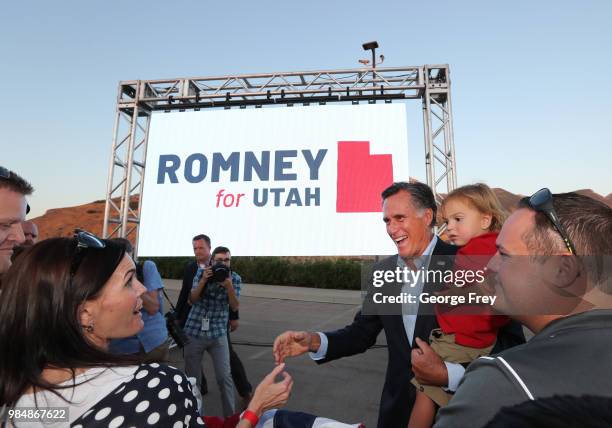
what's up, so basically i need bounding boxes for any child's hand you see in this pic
[411,337,448,387]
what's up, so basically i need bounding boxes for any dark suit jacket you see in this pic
[319,239,457,428]
[319,238,525,427]
[177,261,198,327]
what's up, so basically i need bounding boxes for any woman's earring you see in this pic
[83,323,94,333]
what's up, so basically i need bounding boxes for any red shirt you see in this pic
[435,232,510,348]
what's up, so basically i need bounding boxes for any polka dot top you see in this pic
[71,363,207,427]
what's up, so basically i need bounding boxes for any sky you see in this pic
[2,0,611,218]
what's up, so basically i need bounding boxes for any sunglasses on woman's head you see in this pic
[70,229,106,281]
[527,188,577,255]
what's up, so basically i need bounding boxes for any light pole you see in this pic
[362,41,379,68]
[362,41,380,90]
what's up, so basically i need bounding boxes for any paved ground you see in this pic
[164,280,386,427]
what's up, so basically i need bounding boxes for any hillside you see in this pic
[31,189,610,239]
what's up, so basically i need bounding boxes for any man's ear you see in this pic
[424,208,434,228]
[547,255,582,290]
[480,214,493,230]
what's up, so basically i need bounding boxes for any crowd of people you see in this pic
[0,165,611,427]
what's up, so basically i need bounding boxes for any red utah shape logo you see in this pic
[336,141,394,213]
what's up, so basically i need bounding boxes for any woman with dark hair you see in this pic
[108,237,171,363]
[0,232,291,427]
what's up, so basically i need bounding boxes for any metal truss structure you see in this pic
[103,65,457,245]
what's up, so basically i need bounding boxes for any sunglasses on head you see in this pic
[70,229,106,282]
[527,188,576,255]
[1,166,31,214]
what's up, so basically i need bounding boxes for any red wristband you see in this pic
[241,410,259,426]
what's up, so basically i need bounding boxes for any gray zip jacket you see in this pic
[434,309,612,428]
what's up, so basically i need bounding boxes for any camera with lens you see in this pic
[208,261,230,283]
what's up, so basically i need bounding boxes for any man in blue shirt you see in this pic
[184,246,241,417]
[109,239,170,362]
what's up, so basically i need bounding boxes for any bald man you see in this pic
[21,221,39,247]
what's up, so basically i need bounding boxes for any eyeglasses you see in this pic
[70,229,106,281]
[1,166,31,214]
[527,188,576,255]
[214,258,231,263]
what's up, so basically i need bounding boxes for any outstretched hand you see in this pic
[411,337,449,387]
[247,363,293,415]
[272,331,318,364]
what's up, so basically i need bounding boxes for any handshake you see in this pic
[228,331,321,420]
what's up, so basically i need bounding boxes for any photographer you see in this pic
[184,246,241,417]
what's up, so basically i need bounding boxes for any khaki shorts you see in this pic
[411,329,493,407]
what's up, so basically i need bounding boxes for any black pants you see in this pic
[228,329,253,397]
[195,329,253,398]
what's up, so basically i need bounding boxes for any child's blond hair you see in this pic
[442,183,507,232]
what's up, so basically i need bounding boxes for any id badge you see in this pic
[201,317,210,331]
